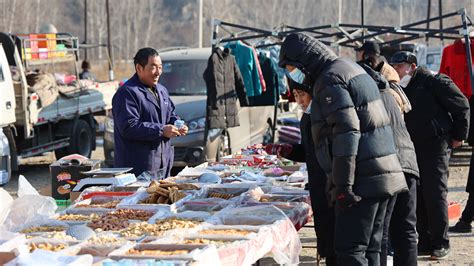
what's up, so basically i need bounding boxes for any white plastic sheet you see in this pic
[0,188,14,225]
[5,249,93,266]
[3,176,57,232]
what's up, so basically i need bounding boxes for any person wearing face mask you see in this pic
[280,33,407,266]
[112,48,188,179]
[357,58,419,266]
[390,51,470,260]
[266,78,337,265]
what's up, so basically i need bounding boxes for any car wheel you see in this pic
[262,122,274,145]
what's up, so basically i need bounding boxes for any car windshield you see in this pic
[159,60,207,95]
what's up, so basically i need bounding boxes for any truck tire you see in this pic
[55,119,94,159]
[3,127,18,172]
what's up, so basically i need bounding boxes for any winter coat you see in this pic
[203,47,249,129]
[279,33,407,199]
[112,74,179,178]
[359,63,419,178]
[403,67,470,145]
[248,53,279,106]
[225,41,263,97]
[439,39,474,99]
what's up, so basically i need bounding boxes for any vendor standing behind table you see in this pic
[265,78,336,265]
[112,48,188,179]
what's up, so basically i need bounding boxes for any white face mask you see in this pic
[399,74,412,88]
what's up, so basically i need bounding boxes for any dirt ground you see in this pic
[2,139,474,265]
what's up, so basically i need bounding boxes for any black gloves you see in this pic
[333,186,361,209]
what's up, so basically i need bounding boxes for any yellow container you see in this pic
[46,33,57,58]
[24,48,32,60]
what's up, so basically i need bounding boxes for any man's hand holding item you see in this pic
[163,125,180,138]
[178,125,188,136]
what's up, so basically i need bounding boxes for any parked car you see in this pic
[104,48,276,167]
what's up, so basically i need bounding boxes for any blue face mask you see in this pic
[285,68,306,84]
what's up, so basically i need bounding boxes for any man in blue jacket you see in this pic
[112,48,187,178]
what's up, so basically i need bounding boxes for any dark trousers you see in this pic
[309,186,336,265]
[461,193,474,222]
[335,197,389,266]
[415,140,450,250]
[381,174,418,266]
[461,150,474,222]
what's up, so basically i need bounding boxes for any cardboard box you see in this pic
[50,159,101,200]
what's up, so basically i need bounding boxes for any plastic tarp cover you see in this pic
[178,198,236,212]
[5,249,93,266]
[0,188,14,225]
[3,176,57,232]
[206,206,301,265]
[0,230,26,252]
[177,166,220,177]
[207,205,288,226]
[108,242,222,266]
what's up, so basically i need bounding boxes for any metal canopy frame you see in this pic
[209,8,474,145]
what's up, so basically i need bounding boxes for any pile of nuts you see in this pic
[57,214,99,221]
[21,226,66,234]
[127,248,189,256]
[88,213,129,231]
[198,229,250,236]
[87,209,154,231]
[119,222,163,237]
[86,235,126,245]
[29,242,68,252]
[42,232,77,241]
[109,209,154,221]
[76,200,121,209]
[182,238,232,246]
[155,217,202,231]
[139,180,196,204]
[119,218,201,238]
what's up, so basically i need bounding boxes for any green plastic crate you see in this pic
[55,199,71,208]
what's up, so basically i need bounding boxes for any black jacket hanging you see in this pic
[203,47,249,129]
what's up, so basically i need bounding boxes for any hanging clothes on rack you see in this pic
[258,43,289,95]
[439,38,474,99]
[248,52,279,106]
[225,41,263,97]
[241,42,266,93]
[203,47,249,129]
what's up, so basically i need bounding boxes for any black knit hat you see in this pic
[390,51,418,65]
[355,41,381,55]
[288,78,312,96]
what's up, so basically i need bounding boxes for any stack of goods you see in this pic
[3,142,310,265]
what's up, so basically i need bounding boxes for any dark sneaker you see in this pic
[449,220,472,233]
[430,247,450,260]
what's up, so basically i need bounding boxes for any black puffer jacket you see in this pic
[203,48,249,129]
[403,67,469,145]
[359,63,419,178]
[280,33,407,199]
